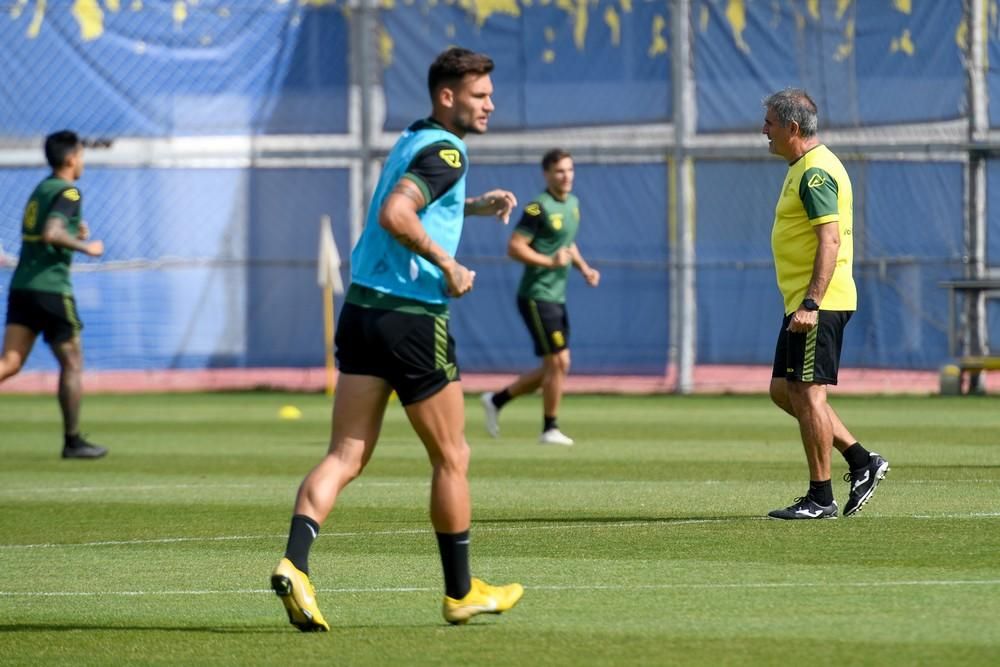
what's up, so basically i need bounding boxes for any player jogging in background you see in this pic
[481,149,600,446]
[761,88,888,520]
[271,47,523,632]
[0,130,108,459]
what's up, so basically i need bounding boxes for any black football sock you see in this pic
[436,530,471,599]
[284,514,320,575]
[808,480,834,506]
[543,415,558,432]
[842,442,871,470]
[492,389,512,409]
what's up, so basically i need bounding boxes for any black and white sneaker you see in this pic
[62,434,109,460]
[843,453,890,517]
[767,496,838,520]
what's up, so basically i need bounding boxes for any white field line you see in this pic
[2,579,1000,598]
[0,478,995,497]
[3,512,1000,551]
[0,520,721,550]
[0,481,416,495]
[913,512,1000,518]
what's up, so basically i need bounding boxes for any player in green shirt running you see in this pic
[0,130,108,459]
[482,149,600,445]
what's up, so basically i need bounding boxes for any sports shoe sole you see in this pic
[270,574,328,632]
[843,460,890,517]
[61,447,108,459]
[445,603,500,625]
[443,583,523,625]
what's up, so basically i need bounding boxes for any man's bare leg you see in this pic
[482,366,543,437]
[51,335,107,458]
[0,324,36,383]
[785,381,834,483]
[272,373,392,632]
[541,350,569,425]
[295,373,393,524]
[51,337,84,437]
[506,366,544,399]
[770,377,858,452]
[407,380,523,621]
[405,381,471,533]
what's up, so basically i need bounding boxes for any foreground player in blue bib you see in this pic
[271,47,523,631]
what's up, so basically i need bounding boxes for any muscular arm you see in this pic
[379,177,473,297]
[787,221,838,333]
[508,231,564,268]
[569,243,600,286]
[380,178,453,268]
[465,189,517,223]
[41,217,102,256]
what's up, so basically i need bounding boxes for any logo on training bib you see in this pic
[550,213,563,230]
[438,149,462,168]
[807,174,826,189]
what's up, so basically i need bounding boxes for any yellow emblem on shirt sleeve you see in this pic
[62,188,81,201]
[24,200,38,231]
[438,149,462,168]
[807,174,826,189]
[525,203,541,216]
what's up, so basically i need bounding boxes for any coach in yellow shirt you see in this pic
[762,88,889,520]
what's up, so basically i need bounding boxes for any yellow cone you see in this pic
[278,405,303,420]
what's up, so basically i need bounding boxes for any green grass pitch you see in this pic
[1,392,998,665]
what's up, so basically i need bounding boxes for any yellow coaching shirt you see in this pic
[770,144,857,315]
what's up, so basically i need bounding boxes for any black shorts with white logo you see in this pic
[771,310,852,385]
[517,297,569,357]
[334,301,459,405]
[5,289,82,345]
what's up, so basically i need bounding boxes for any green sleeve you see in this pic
[798,168,839,221]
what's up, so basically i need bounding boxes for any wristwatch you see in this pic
[801,298,820,311]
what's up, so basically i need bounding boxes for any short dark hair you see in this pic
[763,88,818,138]
[427,47,494,98]
[542,148,572,171]
[44,130,82,170]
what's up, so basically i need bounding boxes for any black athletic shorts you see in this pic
[5,289,82,345]
[334,301,459,405]
[771,310,852,385]
[517,297,569,357]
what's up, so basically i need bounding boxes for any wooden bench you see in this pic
[939,356,1000,394]
[939,278,1000,394]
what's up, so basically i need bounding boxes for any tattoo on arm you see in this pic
[392,182,424,206]
[390,228,430,255]
[390,229,449,267]
[385,180,452,266]
[43,219,89,253]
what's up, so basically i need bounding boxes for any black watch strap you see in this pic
[801,298,820,311]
